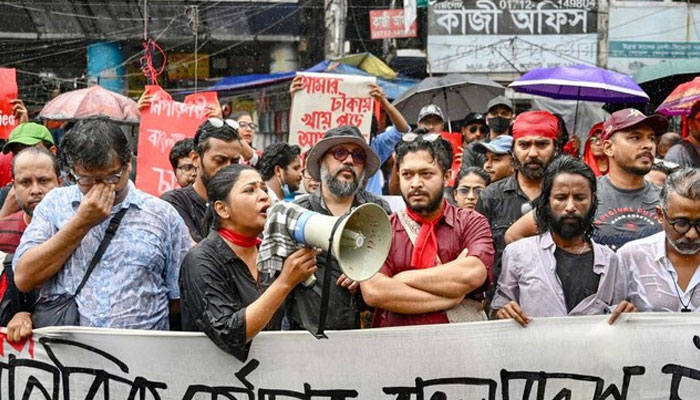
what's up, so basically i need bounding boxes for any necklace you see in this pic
[668,267,695,312]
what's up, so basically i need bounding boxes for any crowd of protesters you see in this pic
[0,77,698,363]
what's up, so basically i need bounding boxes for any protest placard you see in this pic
[289,72,376,152]
[3,314,700,399]
[0,68,18,139]
[135,86,217,196]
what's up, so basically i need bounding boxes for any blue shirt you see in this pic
[366,125,406,195]
[14,181,191,330]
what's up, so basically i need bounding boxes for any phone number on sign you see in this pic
[498,0,595,9]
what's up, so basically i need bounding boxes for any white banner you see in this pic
[288,72,376,153]
[2,314,700,399]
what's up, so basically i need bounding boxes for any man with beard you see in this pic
[491,156,635,326]
[621,169,700,312]
[258,142,302,203]
[162,119,242,243]
[476,110,559,301]
[593,109,668,250]
[291,126,391,331]
[361,133,493,327]
[0,147,60,341]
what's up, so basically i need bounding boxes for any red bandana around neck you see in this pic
[217,228,262,248]
[405,200,447,269]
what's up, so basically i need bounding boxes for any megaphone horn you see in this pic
[291,203,392,287]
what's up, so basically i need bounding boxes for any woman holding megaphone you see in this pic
[179,164,318,361]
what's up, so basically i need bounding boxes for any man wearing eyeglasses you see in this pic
[169,138,197,188]
[362,132,493,327]
[13,118,191,330]
[289,126,392,331]
[460,112,489,169]
[621,169,700,312]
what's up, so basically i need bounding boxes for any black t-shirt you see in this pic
[161,185,207,243]
[554,247,598,313]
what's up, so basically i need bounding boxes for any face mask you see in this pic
[278,175,292,198]
[488,117,511,133]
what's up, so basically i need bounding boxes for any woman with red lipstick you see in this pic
[179,164,317,361]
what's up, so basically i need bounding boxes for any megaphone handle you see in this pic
[314,215,347,340]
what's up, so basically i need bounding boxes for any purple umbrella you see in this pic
[509,65,649,103]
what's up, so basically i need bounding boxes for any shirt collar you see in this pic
[651,231,669,263]
[207,229,239,263]
[540,232,609,274]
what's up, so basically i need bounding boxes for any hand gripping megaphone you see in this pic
[291,203,392,287]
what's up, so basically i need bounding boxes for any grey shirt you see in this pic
[664,140,700,169]
[592,176,662,251]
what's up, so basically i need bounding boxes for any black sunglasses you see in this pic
[329,147,367,165]
[662,209,700,235]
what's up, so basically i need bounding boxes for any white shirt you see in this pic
[619,231,700,312]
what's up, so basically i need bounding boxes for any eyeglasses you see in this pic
[177,164,196,173]
[467,125,486,134]
[207,118,238,130]
[662,209,700,235]
[238,121,258,130]
[402,132,441,142]
[456,186,484,197]
[590,136,602,144]
[329,147,367,165]
[71,165,127,186]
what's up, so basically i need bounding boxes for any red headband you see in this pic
[512,111,559,140]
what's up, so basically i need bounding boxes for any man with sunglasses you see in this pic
[14,118,191,330]
[362,133,493,327]
[621,169,700,312]
[161,118,242,243]
[289,125,392,331]
[460,112,489,169]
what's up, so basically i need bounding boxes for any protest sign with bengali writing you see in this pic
[135,86,218,196]
[289,72,376,153]
[3,314,700,399]
[0,68,18,139]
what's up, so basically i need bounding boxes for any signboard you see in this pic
[607,5,700,74]
[4,314,700,398]
[427,0,598,73]
[135,86,217,196]
[370,9,418,39]
[288,72,376,152]
[0,68,18,139]
[167,53,211,80]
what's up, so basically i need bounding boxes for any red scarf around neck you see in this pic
[217,228,262,248]
[405,200,446,269]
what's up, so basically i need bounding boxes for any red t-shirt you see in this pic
[0,152,13,187]
[0,211,27,301]
[372,203,494,328]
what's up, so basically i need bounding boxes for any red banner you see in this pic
[369,9,417,39]
[440,131,463,187]
[0,69,18,139]
[135,86,217,196]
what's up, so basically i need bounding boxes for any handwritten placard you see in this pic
[289,72,376,152]
[0,68,18,139]
[135,86,217,196]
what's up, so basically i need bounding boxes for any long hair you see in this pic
[201,164,256,234]
[533,156,598,240]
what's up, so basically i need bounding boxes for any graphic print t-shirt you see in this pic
[593,176,661,251]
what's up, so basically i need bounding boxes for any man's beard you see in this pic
[199,160,213,187]
[321,164,364,198]
[622,163,652,176]
[550,206,595,239]
[514,154,553,180]
[403,187,444,214]
[668,236,700,255]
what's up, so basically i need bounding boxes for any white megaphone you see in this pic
[291,203,392,287]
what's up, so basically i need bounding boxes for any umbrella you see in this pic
[656,76,700,116]
[392,74,505,130]
[39,85,141,125]
[509,64,649,103]
[634,59,700,110]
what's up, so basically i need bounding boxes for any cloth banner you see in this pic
[289,72,376,153]
[0,68,18,139]
[135,86,217,196]
[3,314,700,399]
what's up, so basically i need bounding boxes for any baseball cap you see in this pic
[3,122,55,154]
[462,112,486,127]
[417,104,445,124]
[601,108,669,141]
[486,96,514,113]
[473,135,513,155]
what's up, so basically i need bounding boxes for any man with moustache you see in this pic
[593,109,668,250]
[291,126,392,331]
[621,169,700,312]
[491,157,635,326]
[476,110,559,300]
[361,133,494,327]
[162,119,242,243]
